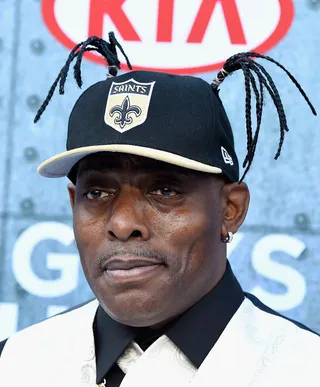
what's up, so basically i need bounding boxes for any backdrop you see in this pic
[1,0,320,341]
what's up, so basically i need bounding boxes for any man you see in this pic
[0,34,319,386]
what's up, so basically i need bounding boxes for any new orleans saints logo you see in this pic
[109,96,142,129]
[105,79,156,133]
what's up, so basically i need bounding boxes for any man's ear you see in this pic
[68,183,76,211]
[220,182,250,239]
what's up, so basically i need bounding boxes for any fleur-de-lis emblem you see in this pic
[109,96,142,129]
[105,79,155,132]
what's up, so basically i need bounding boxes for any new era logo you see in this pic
[221,146,234,166]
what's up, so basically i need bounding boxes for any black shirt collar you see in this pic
[94,261,244,383]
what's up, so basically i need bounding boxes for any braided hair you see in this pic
[212,52,317,182]
[34,33,132,123]
[35,35,317,183]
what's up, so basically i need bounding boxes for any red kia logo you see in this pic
[42,0,294,74]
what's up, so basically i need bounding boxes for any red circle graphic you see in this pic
[42,0,294,75]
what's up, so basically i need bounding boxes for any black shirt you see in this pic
[0,262,244,386]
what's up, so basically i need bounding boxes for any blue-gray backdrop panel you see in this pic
[0,0,319,340]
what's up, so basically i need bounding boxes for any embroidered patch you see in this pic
[105,79,156,133]
[221,146,234,166]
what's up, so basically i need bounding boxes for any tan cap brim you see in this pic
[37,144,222,178]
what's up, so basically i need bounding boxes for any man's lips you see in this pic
[102,256,165,283]
[104,257,163,271]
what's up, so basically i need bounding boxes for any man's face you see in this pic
[69,153,246,327]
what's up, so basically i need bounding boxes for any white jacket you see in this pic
[0,297,319,387]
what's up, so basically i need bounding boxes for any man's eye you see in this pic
[151,188,177,197]
[86,190,109,200]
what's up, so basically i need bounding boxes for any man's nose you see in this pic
[107,189,150,242]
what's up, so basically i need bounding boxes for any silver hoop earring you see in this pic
[221,231,234,244]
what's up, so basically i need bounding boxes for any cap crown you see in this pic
[67,71,239,181]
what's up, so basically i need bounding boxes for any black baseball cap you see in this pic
[36,35,316,182]
[37,70,239,182]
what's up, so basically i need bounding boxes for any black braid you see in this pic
[247,67,264,166]
[34,70,64,124]
[73,37,118,88]
[243,68,263,168]
[59,42,83,94]
[242,64,253,166]
[109,31,132,70]
[252,61,288,157]
[60,46,111,94]
[34,42,90,122]
[34,34,132,123]
[248,52,316,115]
[241,66,266,181]
[212,52,317,182]
[248,61,288,162]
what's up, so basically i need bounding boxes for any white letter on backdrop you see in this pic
[251,234,306,311]
[12,222,79,298]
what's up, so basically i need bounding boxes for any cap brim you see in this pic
[37,144,223,178]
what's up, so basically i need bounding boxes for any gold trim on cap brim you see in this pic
[37,144,222,178]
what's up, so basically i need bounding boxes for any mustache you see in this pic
[96,246,169,271]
